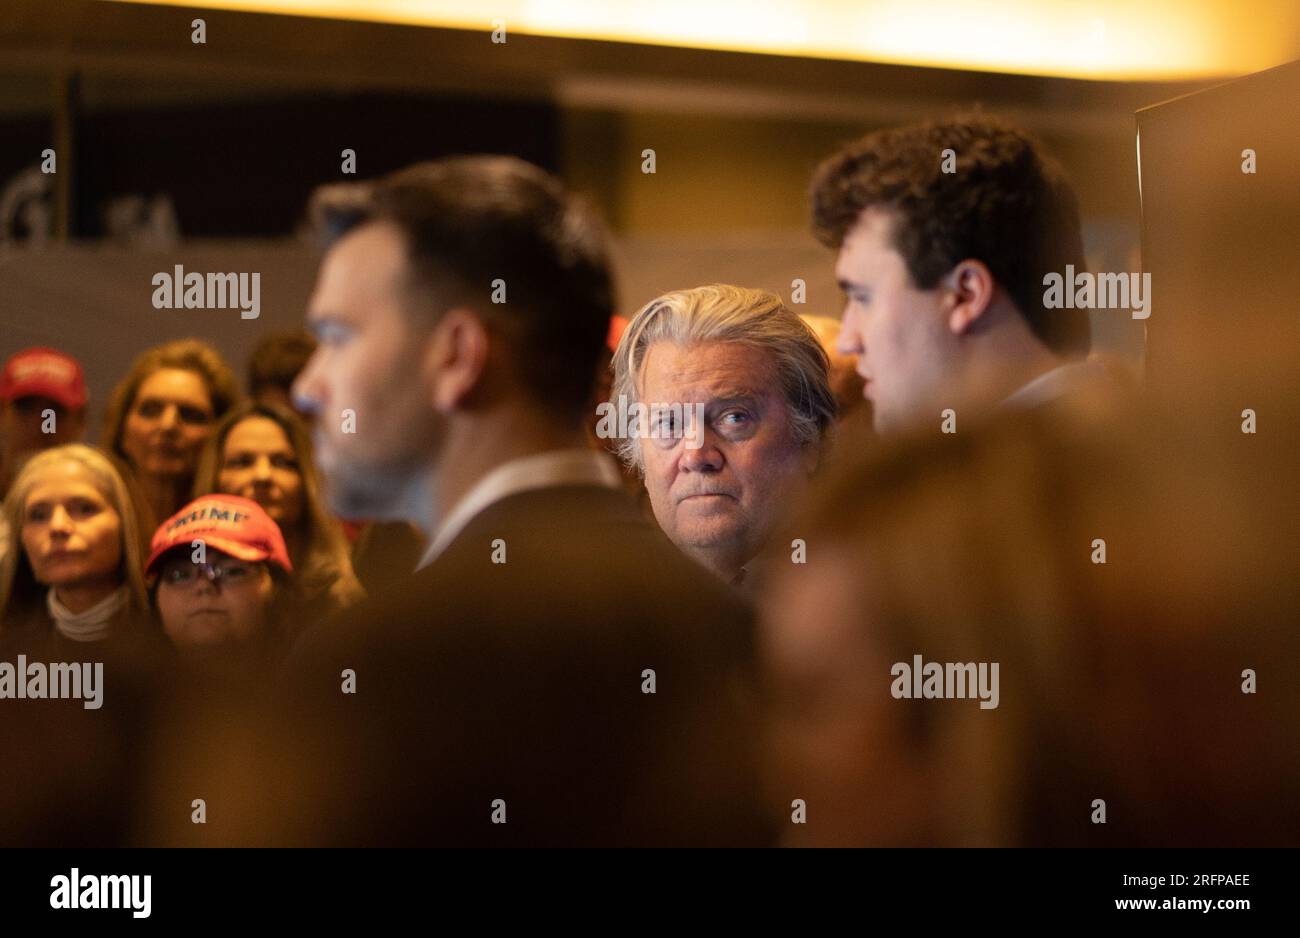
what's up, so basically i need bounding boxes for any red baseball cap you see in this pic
[146,494,293,577]
[0,347,88,409]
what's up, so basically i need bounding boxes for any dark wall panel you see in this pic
[74,93,560,236]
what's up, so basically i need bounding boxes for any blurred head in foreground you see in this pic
[811,115,1091,435]
[293,156,615,525]
[611,285,835,586]
[761,392,1300,846]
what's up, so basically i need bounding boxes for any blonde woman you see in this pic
[192,400,363,630]
[0,444,152,654]
[102,338,240,527]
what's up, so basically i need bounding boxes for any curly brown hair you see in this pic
[810,115,1090,358]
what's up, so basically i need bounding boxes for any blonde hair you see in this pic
[102,338,241,465]
[0,444,150,628]
[610,284,836,472]
[191,401,364,610]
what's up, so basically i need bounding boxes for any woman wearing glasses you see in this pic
[146,494,294,672]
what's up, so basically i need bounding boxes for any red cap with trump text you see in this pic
[146,494,293,577]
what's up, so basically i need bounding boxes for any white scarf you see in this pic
[46,585,128,643]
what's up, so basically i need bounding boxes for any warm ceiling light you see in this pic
[105,0,1300,81]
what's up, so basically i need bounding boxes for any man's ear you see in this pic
[943,259,997,336]
[424,307,489,413]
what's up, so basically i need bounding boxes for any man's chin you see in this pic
[325,483,388,522]
[322,463,416,522]
[674,519,747,551]
[872,401,911,436]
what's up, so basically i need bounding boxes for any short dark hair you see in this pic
[310,156,616,421]
[248,329,317,398]
[810,115,1090,358]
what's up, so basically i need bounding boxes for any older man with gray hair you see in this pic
[610,284,836,588]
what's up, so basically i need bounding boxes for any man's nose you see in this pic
[679,437,724,472]
[291,351,325,417]
[836,313,864,357]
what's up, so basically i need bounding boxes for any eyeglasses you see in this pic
[158,560,260,587]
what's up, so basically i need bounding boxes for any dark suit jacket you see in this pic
[178,483,771,847]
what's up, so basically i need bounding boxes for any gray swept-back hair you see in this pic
[610,284,836,472]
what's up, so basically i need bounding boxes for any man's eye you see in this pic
[649,412,678,436]
[317,324,353,345]
[721,411,749,425]
[220,565,252,582]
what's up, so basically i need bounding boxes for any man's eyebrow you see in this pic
[837,278,867,293]
[708,392,762,408]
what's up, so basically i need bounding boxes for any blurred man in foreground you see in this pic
[761,389,1300,845]
[146,157,769,847]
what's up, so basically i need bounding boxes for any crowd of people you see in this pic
[1,114,1295,846]
[0,337,371,672]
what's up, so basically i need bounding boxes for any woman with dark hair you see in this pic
[146,494,296,675]
[0,444,152,653]
[102,338,240,528]
[191,400,364,628]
